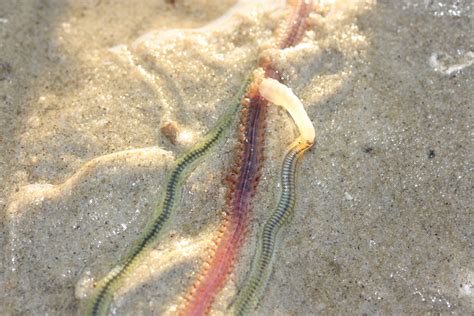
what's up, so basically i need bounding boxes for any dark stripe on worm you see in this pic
[180,1,314,314]
[180,79,269,316]
[232,141,310,315]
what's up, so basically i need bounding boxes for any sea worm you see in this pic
[86,79,250,316]
[275,0,314,49]
[180,1,314,315]
[180,68,268,316]
[232,78,315,315]
[259,78,315,145]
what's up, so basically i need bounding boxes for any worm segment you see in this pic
[232,78,315,315]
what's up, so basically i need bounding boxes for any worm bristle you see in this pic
[180,2,314,315]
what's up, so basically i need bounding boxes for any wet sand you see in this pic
[1,0,473,314]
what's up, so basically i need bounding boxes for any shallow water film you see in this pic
[1,0,473,315]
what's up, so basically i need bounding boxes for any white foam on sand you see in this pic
[429,51,474,75]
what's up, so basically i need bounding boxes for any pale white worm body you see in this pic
[259,78,315,145]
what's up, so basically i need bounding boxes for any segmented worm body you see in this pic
[181,72,269,316]
[233,78,315,315]
[276,0,314,49]
[181,1,314,315]
[233,142,309,315]
[86,80,249,316]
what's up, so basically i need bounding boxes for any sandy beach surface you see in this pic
[1,0,473,314]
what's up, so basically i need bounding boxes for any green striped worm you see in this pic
[86,79,250,316]
[232,78,315,315]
